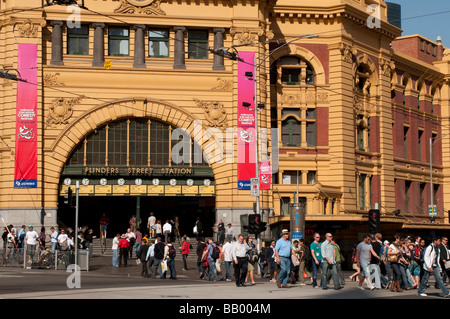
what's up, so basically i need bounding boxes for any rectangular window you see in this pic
[306,122,316,147]
[419,183,426,214]
[67,25,89,55]
[188,30,208,59]
[280,197,290,215]
[432,133,437,164]
[307,171,317,184]
[108,27,130,56]
[149,28,169,58]
[405,181,411,213]
[281,68,300,85]
[359,174,366,210]
[403,126,409,159]
[418,130,423,162]
[282,171,300,185]
[281,118,300,146]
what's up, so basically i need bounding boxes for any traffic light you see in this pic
[368,209,380,234]
[64,187,73,206]
[248,214,261,234]
[259,221,267,233]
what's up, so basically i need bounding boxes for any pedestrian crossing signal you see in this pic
[248,214,261,234]
[368,209,380,234]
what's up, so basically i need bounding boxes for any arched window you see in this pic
[65,118,208,167]
[274,56,316,86]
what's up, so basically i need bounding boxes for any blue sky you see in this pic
[388,0,450,47]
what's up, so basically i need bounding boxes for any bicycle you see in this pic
[2,246,24,268]
[38,248,55,269]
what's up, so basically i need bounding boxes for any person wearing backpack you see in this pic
[298,239,312,285]
[418,237,450,297]
[205,238,220,281]
[163,238,177,279]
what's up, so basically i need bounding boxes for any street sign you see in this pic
[250,178,259,197]
[428,205,437,215]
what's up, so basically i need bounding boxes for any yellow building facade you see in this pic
[1,0,449,245]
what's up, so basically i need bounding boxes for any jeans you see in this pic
[322,261,340,289]
[259,261,266,278]
[112,249,118,267]
[89,242,93,257]
[277,257,291,286]
[419,266,449,295]
[312,260,323,287]
[153,258,162,278]
[227,235,233,243]
[399,264,412,289]
[225,261,232,280]
[134,242,141,257]
[206,257,219,281]
[164,258,176,279]
[182,254,188,270]
[327,261,344,286]
[51,242,58,253]
[384,261,392,282]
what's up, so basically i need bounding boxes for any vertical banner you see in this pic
[237,52,256,189]
[259,160,271,190]
[14,43,38,188]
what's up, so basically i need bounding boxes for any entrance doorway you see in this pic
[57,195,216,239]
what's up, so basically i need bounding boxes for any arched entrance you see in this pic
[57,117,217,238]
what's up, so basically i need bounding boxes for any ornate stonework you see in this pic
[339,43,357,63]
[194,99,228,129]
[379,57,395,77]
[230,28,264,45]
[114,0,166,15]
[11,19,45,38]
[211,78,233,91]
[44,73,65,87]
[45,96,84,128]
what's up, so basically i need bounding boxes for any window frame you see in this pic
[67,24,90,56]
[148,28,170,58]
[188,29,209,60]
[108,26,130,57]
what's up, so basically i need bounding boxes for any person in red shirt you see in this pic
[99,213,110,238]
[180,236,191,271]
[118,234,130,267]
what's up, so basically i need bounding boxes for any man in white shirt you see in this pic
[222,237,234,281]
[126,228,136,258]
[50,227,59,252]
[231,234,249,287]
[418,237,450,297]
[147,212,156,237]
[112,233,120,267]
[25,226,39,263]
[57,229,69,250]
[163,220,172,244]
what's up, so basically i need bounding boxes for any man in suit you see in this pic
[437,236,450,287]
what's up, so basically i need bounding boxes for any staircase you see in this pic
[92,237,199,261]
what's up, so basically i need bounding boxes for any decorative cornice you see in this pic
[194,98,228,129]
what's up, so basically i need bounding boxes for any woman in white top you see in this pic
[388,235,403,292]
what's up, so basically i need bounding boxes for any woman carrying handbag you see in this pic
[387,235,403,292]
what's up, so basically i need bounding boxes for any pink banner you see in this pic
[14,43,38,188]
[237,52,256,189]
[259,160,271,190]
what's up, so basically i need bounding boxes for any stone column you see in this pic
[133,24,146,68]
[92,22,106,67]
[213,27,226,71]
[173,26,186,70]
[50,21,64,66]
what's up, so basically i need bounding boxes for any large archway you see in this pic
[45,97,228,237]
